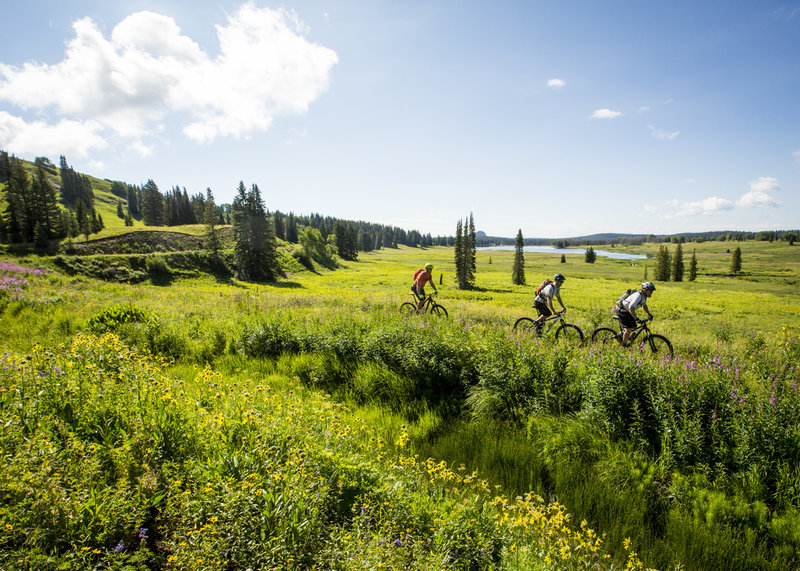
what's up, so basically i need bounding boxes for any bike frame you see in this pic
[538,310,567,336]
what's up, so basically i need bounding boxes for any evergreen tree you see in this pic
[466,213,476,287]
[140,179,163,226]
[127,185,140,218]
[31,163,62,240]
[273,211,285,240]
[204,188,220,256]
[0,149,10,183]
[344,224,358,260]
[689,249,698,281]
[511,229,525,285]
[232,182,278,281]
[584,246,596,263]
[560,254,566,263]
[671,241,684,282]
[117,202,125,218]
[3,157,33,242]
[454,219,465,288]
[286,213,299,243]
[654,244,671,281]
[730,247,742,275]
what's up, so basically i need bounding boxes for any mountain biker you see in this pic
[533,273,567,328]
[617,282,656,346]
[412,263,438,310]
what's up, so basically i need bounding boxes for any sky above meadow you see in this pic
[1,1,799,238]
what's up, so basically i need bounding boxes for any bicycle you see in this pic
[591,316,673,357]
[400,292,448,317]
[513,309,584,343]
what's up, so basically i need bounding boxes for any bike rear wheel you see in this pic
[642,334,673,357]
[591,327,618,345]
[431,303,448,317]
[400,302,418,315]
[555,324,584,343]
[514,317,541,336]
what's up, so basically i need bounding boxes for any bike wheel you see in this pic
[400,302,418,315]
[555,324,584,343]
[514,317,540,336]
[591,327,618,345]
[642,334,673,358]
[431,303,448,317]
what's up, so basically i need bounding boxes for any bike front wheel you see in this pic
[431,303,448,317]
[513,317,541,336]
[400,302,418,315]
[591,327,618,345]
[642,334,673,358]
[555,324,584,343]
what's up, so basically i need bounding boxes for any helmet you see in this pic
[641,281,656,292]
[424,263,434,271]
[554,273,566,281]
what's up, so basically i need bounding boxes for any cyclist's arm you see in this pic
[556,293,566,311]
[642,302,653,319]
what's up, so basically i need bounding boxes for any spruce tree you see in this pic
[654,244,671,281]
[672,242,684,282]
[140,179,163,226]
[512,229,525,285]
[273,211,285,240]
[232,182,278,281]
[286,213,299,243]
[204,188,220,256]
[689,249,698,281]
[584,246,596,263]
[466,213,476,287]
[454,220,465,288]
[730,247,742,275]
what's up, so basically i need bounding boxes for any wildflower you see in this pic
[394,538,403,547]
[115,541,124,552]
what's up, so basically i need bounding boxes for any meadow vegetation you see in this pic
[1,237,799,570]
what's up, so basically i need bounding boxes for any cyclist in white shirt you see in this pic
[533,273,567,329]
[617,282,656,346]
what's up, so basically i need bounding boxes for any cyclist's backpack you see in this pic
[614,289,636,313]
[535,279,552,296]
[413,268,425,283]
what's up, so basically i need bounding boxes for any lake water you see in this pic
[478,245,648,260]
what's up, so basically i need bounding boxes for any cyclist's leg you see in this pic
[617,310,636,346]
[534,300,551,327]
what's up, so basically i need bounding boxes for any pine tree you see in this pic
[3,157,33,242]
[730,247,742,275]
[466,213,476,287]
[511,229,525,285]
[560,254,566,263]
[204,188,220,256]
[672,242,684,282]
[454,220,465,288]
[232,182,278,281]
[689,249,698,281]
[584,246,596,263]
[31,163,62,240]
[140,179,163,226]
[344,224,358,260]
[286,213,299,243]
[654,245,671,281]
[273,211,285,240]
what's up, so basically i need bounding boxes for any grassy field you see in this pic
[2,236,800,570]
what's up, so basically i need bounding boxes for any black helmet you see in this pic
[641,281,656,292]
[554,273,566,281]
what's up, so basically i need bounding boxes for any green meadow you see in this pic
[1,236,800,570]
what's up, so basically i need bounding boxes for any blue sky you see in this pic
[1,1,798,238]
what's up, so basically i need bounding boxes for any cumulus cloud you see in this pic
[648,125,679,140]
[591,108,622,119]
[547,78,565,89]
[737,176,782,208]
[0,111,107,157]
[0,2,338,153]
[676,196,734,216]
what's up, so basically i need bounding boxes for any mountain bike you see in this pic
[513,309,584,343]
[400,292,448,317]
[591,316,673,357]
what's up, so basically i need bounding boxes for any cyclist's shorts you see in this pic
[534,299,551,317]
[411,285,426,299]
[617,308,637,329]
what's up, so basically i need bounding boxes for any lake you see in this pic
[478,245,648,260]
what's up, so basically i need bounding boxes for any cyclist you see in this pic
[412,263,438,311]
[533,273,567,329]
[617,282,656,346]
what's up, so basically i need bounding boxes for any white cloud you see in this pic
[794,149,800,164]
[591,108,622,119]
[748,176,781,193]
[737,190,780,208]
[0,111,107,157]
[0,2,338,150]
[547,78,565,89]
[676,196,734,216]
[639,106,651,113]
[648,125,679,140]
[737,176,782,207]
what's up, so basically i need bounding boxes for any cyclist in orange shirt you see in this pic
[412,263,438,311]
